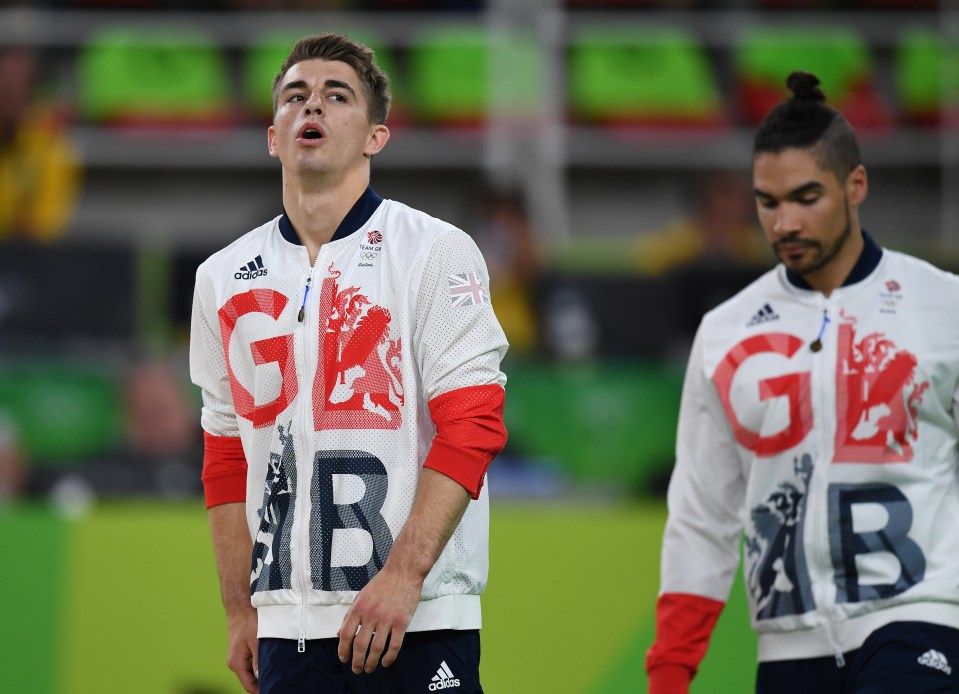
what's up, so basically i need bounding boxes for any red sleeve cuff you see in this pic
[423,384,507,500]
[646,592,725,680]
[201,432,247,509]
[648,663,694,694]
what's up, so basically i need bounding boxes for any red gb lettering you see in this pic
[713,334,812,456]
[219,289,298,428]
[833,318,927,463]
[311,265,403,431]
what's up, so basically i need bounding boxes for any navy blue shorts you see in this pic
[756,621,959,694]
[258,629,483,694]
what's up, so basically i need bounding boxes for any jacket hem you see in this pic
[257,594,482,640]
[757,602,959,661]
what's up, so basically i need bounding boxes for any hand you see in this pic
[225,606,259,693]
[336,566,423,674]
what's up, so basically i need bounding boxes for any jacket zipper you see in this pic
[811,297,845,667]
[296,265,317,653]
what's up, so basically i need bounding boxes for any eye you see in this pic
[328,92,347,103]
[288,94,305,103]
[757,197,777,210]
[797,196,820,206]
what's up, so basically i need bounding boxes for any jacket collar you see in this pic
[278,186,384,245]
[785,230,883,290]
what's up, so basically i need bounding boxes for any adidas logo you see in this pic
[918,649,952,675]
[747,303,779,326]
[235,255,268,280]
[428,660,461,690]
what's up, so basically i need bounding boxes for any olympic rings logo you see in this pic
[360,252,377,260]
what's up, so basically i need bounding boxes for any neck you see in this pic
[281,166,370,264]
[801,226,865,297]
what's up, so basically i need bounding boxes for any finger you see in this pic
[338,613,360,663]
[352,624,376,674]
[364,628,391,673]
[231,658,259,694]
[380,628,405,669]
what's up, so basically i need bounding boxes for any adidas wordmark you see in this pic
[747,303,779,327]
[428,660,461,690]
[918,649,952,675]
[235,255,268,280]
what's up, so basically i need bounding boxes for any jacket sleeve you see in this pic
[190,263,246,508]
[646,592,725,693]
[413,228,509,497]
[648,325,746,683]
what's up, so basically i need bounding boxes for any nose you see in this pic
[773,203,802,235]
[304,93,322,115]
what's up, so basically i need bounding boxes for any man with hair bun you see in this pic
[647,71,959,693]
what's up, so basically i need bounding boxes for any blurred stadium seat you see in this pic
[567,26,724,128]
[76,26,233,127]
[243,28,404,124]
[894,27,959,127]
[733,26,891,130]
[406,25,543,126]
[0,243,136,344]
[0,360,120,465]
[504,359,684,493]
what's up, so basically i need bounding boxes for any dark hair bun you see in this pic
[787,71,827,102]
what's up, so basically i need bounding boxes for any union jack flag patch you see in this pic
[367,229,383,244]
[448,272,488,307]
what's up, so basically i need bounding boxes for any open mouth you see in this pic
[298,124,324,140]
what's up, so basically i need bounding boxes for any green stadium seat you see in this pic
[503,359,684,492]
[406,25,544,126]
[243,28,403,125]
[0,361,120,465]
[894,28,959,126]
[77,26,232,127]
[734,26,891,130]
[567,26,724,128]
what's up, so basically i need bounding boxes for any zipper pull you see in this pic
[297,276,312,323]
[810,308,830,352]
[297,599,307,653]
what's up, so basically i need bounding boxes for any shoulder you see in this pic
[377,199,467,246]
[196,217,279,278]
[700,265,785,328]
[883,248,959,293]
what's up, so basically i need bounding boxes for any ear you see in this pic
[846,164,868,206]
[267,125,279,159]
[364,124,390,158]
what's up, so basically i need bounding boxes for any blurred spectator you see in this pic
[118,357,202,498]
[228,0,357,8]
[0,412,27,503]
[32,357,203,501]
[468,186,543,356]
[0,45,81,243]
[632,170,773,276]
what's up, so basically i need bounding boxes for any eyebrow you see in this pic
[754,181,825,199]
[280,78,357,97]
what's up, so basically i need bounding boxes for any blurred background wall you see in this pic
[0,0,955,691]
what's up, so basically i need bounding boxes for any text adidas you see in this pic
[235,268,269,280]
[428,678,460,691]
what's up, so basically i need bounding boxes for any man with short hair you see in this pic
[190,33,508,693]
[646,71,959,693]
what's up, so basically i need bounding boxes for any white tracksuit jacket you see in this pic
[660,233,959,662]
[190,188,508,642]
